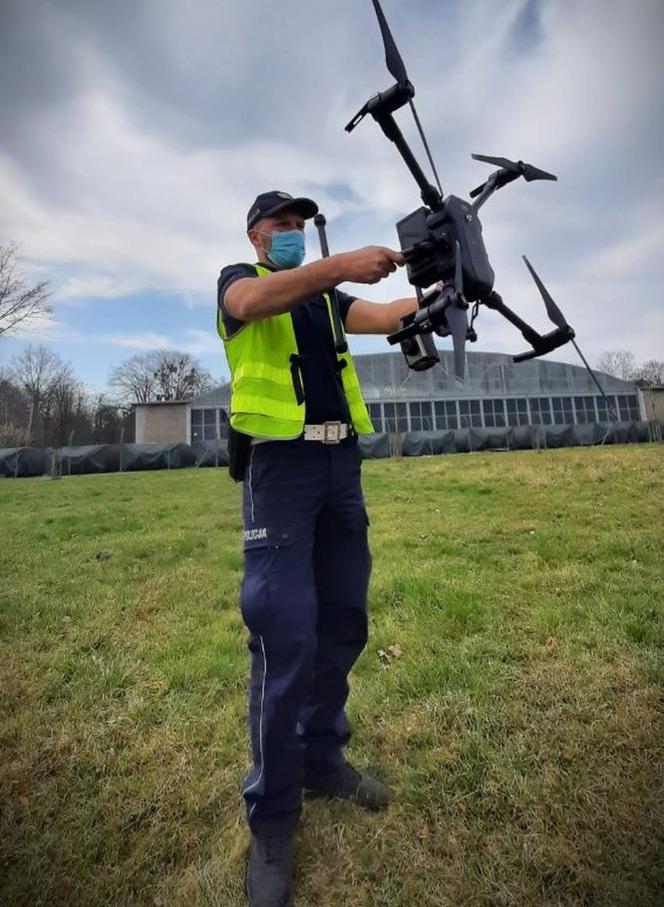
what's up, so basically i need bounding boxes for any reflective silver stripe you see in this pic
[243,634,267,815]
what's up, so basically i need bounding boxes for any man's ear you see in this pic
[249,227,268,252]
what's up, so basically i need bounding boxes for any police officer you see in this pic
[217,190,417,907]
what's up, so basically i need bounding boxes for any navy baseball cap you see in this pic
[246,190,318,231]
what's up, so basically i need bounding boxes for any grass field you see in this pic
[1,445,663,906]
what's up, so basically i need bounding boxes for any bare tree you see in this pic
[2,355,139,446]
[0,243,52,338]
[152,351,215,401]
[109,350,215,403]
[596,349,637,381]
[48,366,90,446]
[0,367,31,446]
[108,352,158,403]
[9,344,71,444]
[91,393,132,443]
[635,359,664,386]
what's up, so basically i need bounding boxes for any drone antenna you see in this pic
[408,101,443,197]
[571,339,619,423]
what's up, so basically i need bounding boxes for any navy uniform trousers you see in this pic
[239,437,371,832]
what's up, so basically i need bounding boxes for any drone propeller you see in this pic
[367,0,444,197]
[434,242,468,382]
[371,0,409,86]
[470,154,557,198]
[472,154,557,183]
[450,241,469,382]
[446,306,468,384]
[520,256,617,418]
[522,255,569,330]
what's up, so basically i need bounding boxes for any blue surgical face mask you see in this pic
[263,229,306,269]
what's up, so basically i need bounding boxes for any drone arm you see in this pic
[482,291,575,362]
[374,111,442,210]
[513,327,576,362]
[346,81,442,211]
[469,171,500,211]
[482,291,545,348]
[470,170,521,212]
[345,82,413,131]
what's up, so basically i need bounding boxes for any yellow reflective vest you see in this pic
[217,264,373,439]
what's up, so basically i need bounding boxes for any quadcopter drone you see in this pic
[345,0,578,383]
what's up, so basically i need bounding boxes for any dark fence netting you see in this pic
[191,440,230,467]
[57,444,122,475]
[400,431,456,456]
[0,447,51,478]
[364,421,659,458]
[120,443,197,472]
[0,422,661,478]
[358,433,391,459]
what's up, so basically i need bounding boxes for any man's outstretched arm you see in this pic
[225,247,405,321]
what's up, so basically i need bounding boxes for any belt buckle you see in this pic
[323,421,342,444]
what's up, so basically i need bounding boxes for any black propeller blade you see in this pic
[522,255,569,330]
[445,242,468,382]
[521,256,614,416]
[472,153,557,183]
[473,153,521,171]
[452,241,468,381]
[446,305,468,383]
[371,0,409,85]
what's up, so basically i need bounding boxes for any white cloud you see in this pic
[1,0,663,387]
[582,211,664,283]
[97,331,174,351]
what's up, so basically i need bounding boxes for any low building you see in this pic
[133,350,643,443]
[637,385,664,422]
[133,400,191,444]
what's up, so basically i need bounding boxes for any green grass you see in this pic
[1,445,663,906]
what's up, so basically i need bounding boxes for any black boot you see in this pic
[246,820,295,907]
[304,759,391,812]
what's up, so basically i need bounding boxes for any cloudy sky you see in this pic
[1,0,663,393]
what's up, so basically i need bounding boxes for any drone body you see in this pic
[397,198,494,300]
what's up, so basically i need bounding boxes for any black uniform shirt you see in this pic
[217,262,358,425]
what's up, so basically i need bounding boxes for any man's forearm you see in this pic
[227,256,343,320]
[385,296,419,333]
[344,294,419,335]
[225,246,405,322]
[227,257,345,321]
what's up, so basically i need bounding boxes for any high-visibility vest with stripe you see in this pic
[217,264,374,438]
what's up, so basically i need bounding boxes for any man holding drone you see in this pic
[217,189,415,906]
[219,0,579,898]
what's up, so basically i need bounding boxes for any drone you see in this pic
[345,0,578,383]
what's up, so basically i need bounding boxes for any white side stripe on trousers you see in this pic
[242,634,267,818]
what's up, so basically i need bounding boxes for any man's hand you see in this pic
[336,246,405,285]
